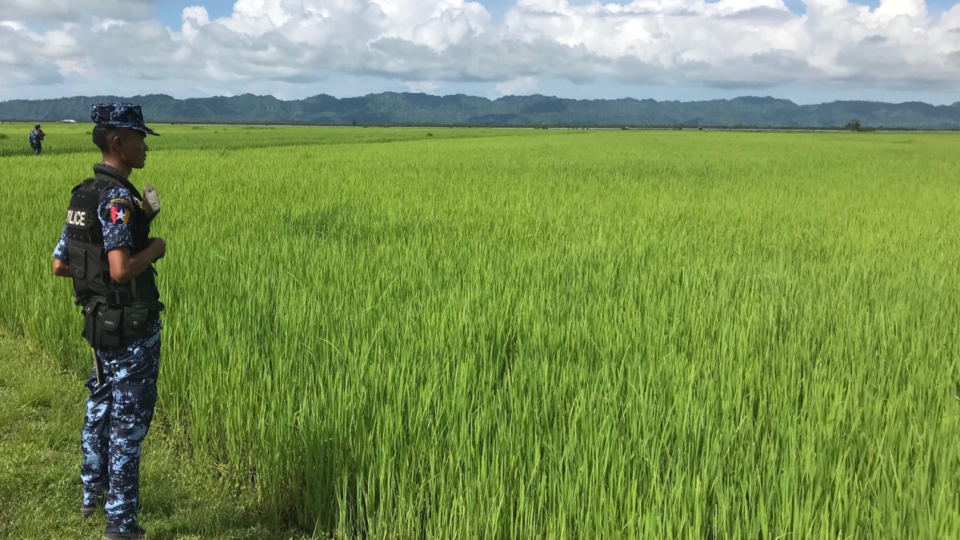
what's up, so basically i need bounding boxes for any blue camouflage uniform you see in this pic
[54,175,161,532]
[30,128,44,155]
[53,103,161,536]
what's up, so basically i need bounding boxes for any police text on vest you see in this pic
[67,210,86,227]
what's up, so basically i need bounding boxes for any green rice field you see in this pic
[1,123,958,538]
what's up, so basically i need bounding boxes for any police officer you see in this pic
[30,124,45,155]
[51,103,165,540]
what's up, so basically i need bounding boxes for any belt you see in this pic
[82,293,164,311]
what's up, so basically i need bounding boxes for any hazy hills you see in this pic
[2,93,959,129]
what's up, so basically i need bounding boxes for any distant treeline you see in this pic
[4,92,960,129]
[1,119,955,132]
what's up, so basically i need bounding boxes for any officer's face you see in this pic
[113,129,149,169]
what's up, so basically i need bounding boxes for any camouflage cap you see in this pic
[91,103,159,136]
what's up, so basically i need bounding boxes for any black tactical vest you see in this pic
[65,165,162,348]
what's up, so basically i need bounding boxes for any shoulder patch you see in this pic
[109,205,130,226]
[100,186,136,226]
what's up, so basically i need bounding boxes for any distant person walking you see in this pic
[29,124,45,155]
[51,103,165,540]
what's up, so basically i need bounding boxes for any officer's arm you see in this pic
[52,259,71,278]
[51,226,71,277]
[107,240,166,284]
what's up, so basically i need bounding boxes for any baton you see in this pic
[90,347,102,387]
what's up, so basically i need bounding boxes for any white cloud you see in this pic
[405,80,440,92]
[0,0,161,21]
[3,0,960,96]
[0,20,25,31]
[0,22,67,86]
[496,76,538,95]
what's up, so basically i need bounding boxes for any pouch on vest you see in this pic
[68,247,86,280]
[96,306,124,349]
[123,306,150,339]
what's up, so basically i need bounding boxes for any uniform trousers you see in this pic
[81,324,160,534]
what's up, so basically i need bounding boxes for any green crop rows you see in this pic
[1,124,958,538]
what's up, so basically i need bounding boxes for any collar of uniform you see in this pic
[93,163,128,183]
[92,164,142,199]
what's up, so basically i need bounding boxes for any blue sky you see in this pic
[3,0,960,104]
[151,0,960,26]
[152,0,806,26]
[155,0,234,25]
[152,0,557,26]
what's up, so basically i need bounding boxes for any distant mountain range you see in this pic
[2,93,960,129]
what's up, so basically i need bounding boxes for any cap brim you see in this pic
[132,125,160,136]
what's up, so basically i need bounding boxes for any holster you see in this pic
[82,301,100,348]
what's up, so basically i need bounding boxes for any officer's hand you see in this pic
[148,238,166,261]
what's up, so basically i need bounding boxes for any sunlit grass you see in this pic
[1,127,958,538]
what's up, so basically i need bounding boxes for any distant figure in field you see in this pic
[51,103,165,540]
[29,124,45,155]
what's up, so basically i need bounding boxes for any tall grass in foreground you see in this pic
[1,129,958,538]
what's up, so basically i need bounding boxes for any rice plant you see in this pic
[1,126,958,538]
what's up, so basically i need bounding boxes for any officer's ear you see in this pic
[92,126,122,155]
[110,130,130,154]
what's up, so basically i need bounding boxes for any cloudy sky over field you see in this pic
[2,0,960,104]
